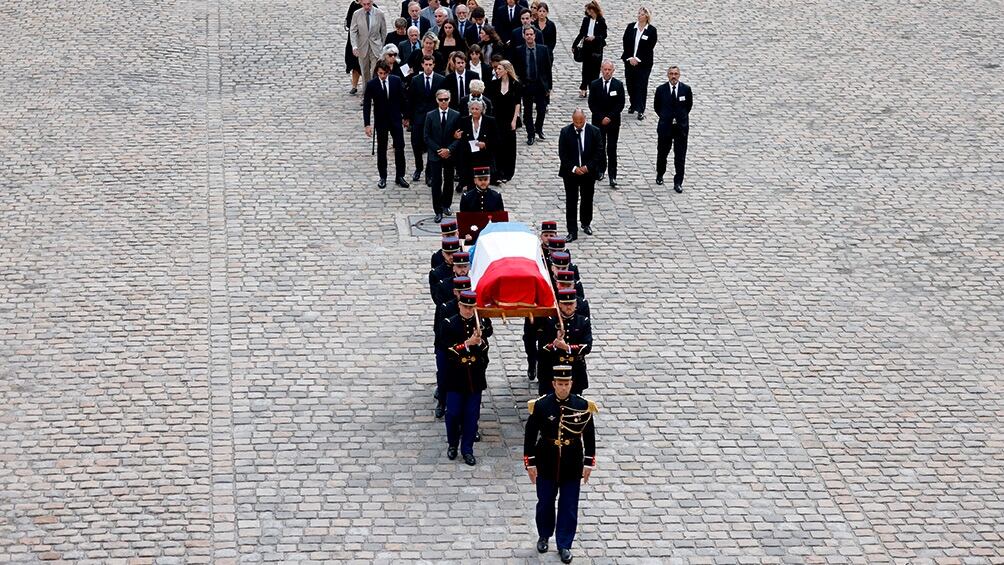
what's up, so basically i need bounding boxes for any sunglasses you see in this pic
[438,98,450,101]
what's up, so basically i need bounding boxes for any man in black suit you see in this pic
[492,0,521,43]
[398,25,423,67]
[363,62,411,189]
[424,89,463,221]
[465,6,488,45]
[587,59,625,188]
[404,1,432,38]
[653,65,693,192]
[514,27,552,144]
[408,55,446,182]
[507,9,540,58]
[444,52,474,112]
[557,109,603,242]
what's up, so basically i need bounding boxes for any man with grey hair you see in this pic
[458,98,499,190]
[431,6,451,35]
[454,3,473,39]
[398,25,423,66]
[587,59,625,187]
[405,1,432,36]
[420,0,443,29]
[459,79,494,118]
[350,0,388,96]
[557,109,604,241]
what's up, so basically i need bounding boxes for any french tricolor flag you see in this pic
[470,222,555,309]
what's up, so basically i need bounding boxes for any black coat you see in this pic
[428,261,455,304]
[654,81,693,132]
[459,186,505,212]
[620,22,658,68]
[587,76,625,125]
[400,0,429,18]
[537,313,593,391]
[440,313,494,393]
[514,44,553,91]
[524,393,596,482]
[408,72,446,122]
[458,114,499,176]
[533,19,558,53]
[557,123,604,179]
[423,107,463,161]
[363,74,407,130]
[572,16,607,55]
[491,4,523,41]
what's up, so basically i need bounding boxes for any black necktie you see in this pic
[459,22,465,35]
[576,129,583,165]
[382,79,388,98]
[366,10,371,29]
[441,111,447,131]
[527,49,536,80]
[604,80,609,94]
[458,75,465,99]
[672,85,677,99]
[426,76,431,94]
[509,7,514,21]
[413,19,419,29]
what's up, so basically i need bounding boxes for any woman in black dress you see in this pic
[344,0,364,94]
[571,0,607,98]
[486,60,522,183]
[437,20,469,62]
[532,1,557,53]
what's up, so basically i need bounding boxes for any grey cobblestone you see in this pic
[2,0,1002,562]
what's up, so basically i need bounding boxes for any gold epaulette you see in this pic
[527,394,548,415]
[585,399,598,413]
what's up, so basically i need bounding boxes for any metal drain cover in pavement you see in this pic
[406,213,445,237]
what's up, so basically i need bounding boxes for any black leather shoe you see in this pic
[377,178,387,188]
[435,403,445,419]
[627,108,635,114]
[455,184,464,193]
[433,387,439,400]
[447,446,458,460]
[463,453,476,466]
[597,173,605,181]
[674,182,683,193]
[536,537,548,553]
[434,213,443,222]
[395,177,410,188]
[443,207,453,216]
[582,225,593,236]
[474,431,481,442]
[565,232,578,242]
[527,137,535,146]
[412,170,422,181]
[609,178,618,188]
[637,112,645,121]
[426,178,432,187]
[527,365,536,380]
[655,177,664,185]
[537,132,545,140]
[559,548,572,563]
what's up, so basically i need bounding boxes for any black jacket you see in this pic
[459,186,505,212]
[537,313,593,391]
[514,43,553,91]
[654,81,693,132]
[572,16,607,55]
[458,93,494,117]
[458,114,500,172]
[363,75,407,130]
[524,393,596,482]
[587,76,625,125]
[423,107,463,161]
[409,72,447,122]
[557,123,604,180]
[620,22,658,68]
[444,71,475,111]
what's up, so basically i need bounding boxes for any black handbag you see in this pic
[572,44,583,63]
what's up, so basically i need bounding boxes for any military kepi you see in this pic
[548,237,567,251]
[441,219,459,234]
[555,270,575,283]
[453,276,472,290]
[459,289,478,306]
[552,364,573,380]
[473,166,491,178]
[442,236,461,253]
[540,220,558,233]
[550,251,570,266]
[452,251,470,266]
[557,288,578,303]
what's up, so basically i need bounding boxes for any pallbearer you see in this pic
[537,288,592,395]
[433,275,471,418]
[441,289,494,466]
[524,365,597,564]
[431,219,459,269]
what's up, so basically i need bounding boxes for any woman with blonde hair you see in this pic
[620,6,658,119]
[572,0,607,97]
[408,31,446,73]
[486,60,522,183]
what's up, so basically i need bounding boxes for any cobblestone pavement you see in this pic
[2,0,1002,563]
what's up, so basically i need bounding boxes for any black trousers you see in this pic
[410,120,426,173]
[624,64,652,113]
[428,157,455,213]
[521,83,549,139]
[563,176,595,234]
[377,124,407,180]
[579,54,602,90]
[497,127,517,181]
[656,125,689,184]
[595,119,620,180]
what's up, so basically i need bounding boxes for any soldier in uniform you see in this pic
[433,275,471,417]
[523,220,560,381]
[459,166,505,212]
[540,220,558,263]
[555,270,589,316]
[429,235,462,304]
[441,289,494,465]
[523,365,597,563]
[548,250,585,298]
[431,219,459,269]
[537,288,592,395]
